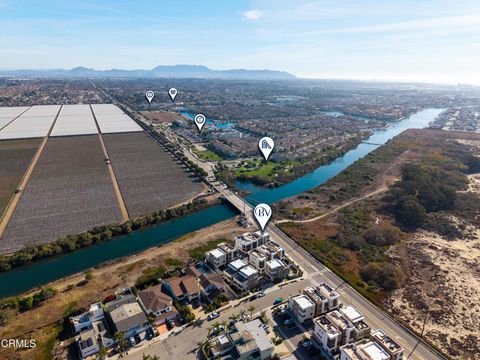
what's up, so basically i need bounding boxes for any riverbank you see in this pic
[277,129,480,359]
[0,218,251,360]
[0,196,219,273]
[218,132,368,188]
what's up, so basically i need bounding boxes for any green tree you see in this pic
[248,305,256,318]
[397,198,426,227]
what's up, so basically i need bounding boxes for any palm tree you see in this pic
[114,331,128,358]
[239,309,246,319]
[248,304,256,318]
[229,313,240,322]
[142,355,160,360]
[98,347,108,359]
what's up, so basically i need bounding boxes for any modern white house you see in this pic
[265,259,289,282]
[313,315,342,356]
[340,340,390,360]
[223,259,248,281]
[234,231,270,253]
[206,248,227,269]
[233,265,260,291]
[317,282,340,311]
[288,295,316,323]
[370,329,404,360]
[70,302,105,335]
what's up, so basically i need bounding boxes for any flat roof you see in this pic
[267,259,285,269]
[242,319,273,352]
[209,248,225,258]
[362,342,390,360]
[341,306,364,323]
[293,295,314,309]
[229,259,247,270]
[240,265,258,277]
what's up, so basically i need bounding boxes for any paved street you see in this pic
[118,109,446,360]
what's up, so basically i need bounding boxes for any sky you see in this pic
[1,0,480,84]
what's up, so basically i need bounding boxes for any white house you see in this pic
[287,295,316,323]
[313,315,342,356]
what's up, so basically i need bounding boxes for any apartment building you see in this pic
[340,340,390,360]
[223,259,248,281]
[206,248,227,269]
[313,315,342,356]
[234,231,270,253]
[288,295,316,323]
[340,306,371,341]
[265,259,289,282]
[317,282,340,311]
[233,265,260,291]
[371,329,404,360]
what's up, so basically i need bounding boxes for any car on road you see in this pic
[258,291,266,298]
[207,311,220,321]
[249,294,257,301]
[273,297,284,305]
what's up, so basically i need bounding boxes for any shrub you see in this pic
[362,226,401,246]
[360,262,405,291]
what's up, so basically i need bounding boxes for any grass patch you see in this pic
[188,238,233,260]
[193,148,223,161]
[165,258,184,267]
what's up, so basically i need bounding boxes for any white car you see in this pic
[208,311,220,321]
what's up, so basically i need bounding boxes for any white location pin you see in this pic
[259,137,274,161]
[194,114,206,132]
[254,203,272,231]
[145,90,155,103]
[168,88,178,102]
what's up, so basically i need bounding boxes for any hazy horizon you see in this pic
[1,0,480,85]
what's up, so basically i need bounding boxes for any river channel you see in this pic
[0,108,443,298]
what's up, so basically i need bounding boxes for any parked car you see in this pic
[283,318,293,326]
[273,297,284,305]
[249,294,258,301]
[168,319,176,328]
[302,340,313,348]
[208,311,220,321]
[129,337,136,346]
[258,291,266,298]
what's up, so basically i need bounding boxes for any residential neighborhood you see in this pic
[68,231,301,359]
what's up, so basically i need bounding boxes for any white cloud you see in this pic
[243,10,264,21]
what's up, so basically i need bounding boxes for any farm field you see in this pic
[103,132,204,217]
[0,135,122,254]
[0,138,41,216]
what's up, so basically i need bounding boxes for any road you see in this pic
[111,103,445,360]
[211,187,444,359]
[120,279,311,360]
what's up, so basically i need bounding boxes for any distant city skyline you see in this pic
[1,0,480,84]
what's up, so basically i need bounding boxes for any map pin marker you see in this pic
[259,137,274,161]
[145,90,155,104]
[254,203,272,231]
[194,114,206,132]
[168,88,178,102]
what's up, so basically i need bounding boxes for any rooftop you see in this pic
[229,259,247,271]
[371,329,403,353]
[315,316,341,337]
[292,295,315,310]
[266,259,286,269]
[209,248,226,259]
[239,265,258,278]
[340,305,365,324]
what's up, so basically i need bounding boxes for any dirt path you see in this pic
[90,104,130,222]
[276,186,389,224]
[276,150,409,225]
[0,106,62,239]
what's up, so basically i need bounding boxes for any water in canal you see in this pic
[0,108,442,298]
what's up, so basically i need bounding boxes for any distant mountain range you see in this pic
[0,65,296,80]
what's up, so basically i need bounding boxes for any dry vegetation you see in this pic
[279,129,480,359]
[0,218,248,360]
